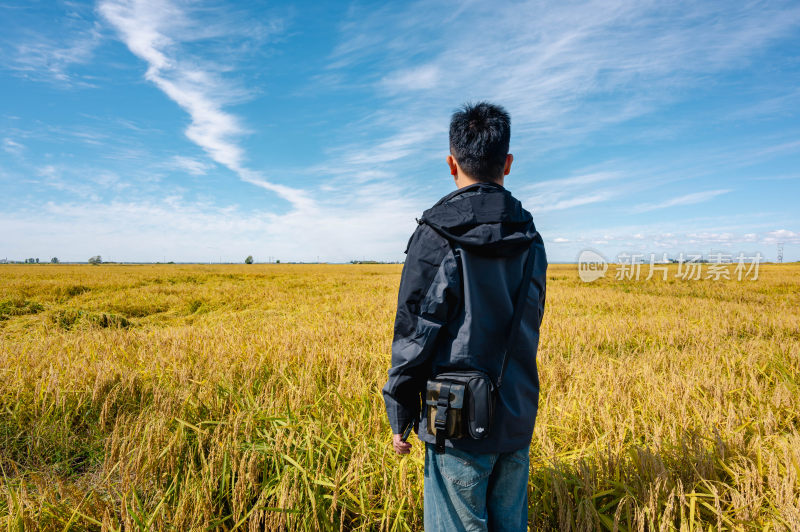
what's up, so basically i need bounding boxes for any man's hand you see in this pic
[392,433,412,455]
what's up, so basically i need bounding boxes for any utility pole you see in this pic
[777,243,784,264]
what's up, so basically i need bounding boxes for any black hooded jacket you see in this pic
[383,182,547,453]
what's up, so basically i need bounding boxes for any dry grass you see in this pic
[0,263,798,530]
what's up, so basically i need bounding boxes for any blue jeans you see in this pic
[424,443,530,531]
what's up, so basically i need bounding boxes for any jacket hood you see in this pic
[419,182,537,257]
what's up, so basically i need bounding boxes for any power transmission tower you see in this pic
[777,242,784,264]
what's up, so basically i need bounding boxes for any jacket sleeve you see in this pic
[382,224,459,435]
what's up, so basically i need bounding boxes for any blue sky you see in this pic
[1,0,799,263]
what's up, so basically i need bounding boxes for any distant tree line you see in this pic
[7,258,59,263]
[244,256,281,264]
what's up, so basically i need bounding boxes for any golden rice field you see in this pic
[0,263,798,531]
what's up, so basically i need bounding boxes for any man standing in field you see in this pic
[383,102,547,531]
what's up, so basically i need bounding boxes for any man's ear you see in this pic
[503,154,514,176]
[446,155,458,177]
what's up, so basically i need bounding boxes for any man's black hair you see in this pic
[449,101,511,182]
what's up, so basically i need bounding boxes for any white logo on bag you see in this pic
[475,427,484,433]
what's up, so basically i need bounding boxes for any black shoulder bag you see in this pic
[425,245,535,453]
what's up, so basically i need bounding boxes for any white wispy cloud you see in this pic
[35,165,101,200]
[11,33,101,84]
[98,0,312,210]
[726,88,800,121]
[302,1,800,236]
[633,189,731,213]
[519,170,626,213]
[380,64,441,94]
[765,229,800,243]
[2,138,24,155]
[168,155,213,176]
[541,192,617,213]
[323,0,800,178]
[2,3,102,87]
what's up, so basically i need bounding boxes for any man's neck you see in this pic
[456,175,504,189]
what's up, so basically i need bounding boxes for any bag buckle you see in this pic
[434,403,448,430]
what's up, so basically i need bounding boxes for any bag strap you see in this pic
[496,245,535,388]
[433,382,451,453]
